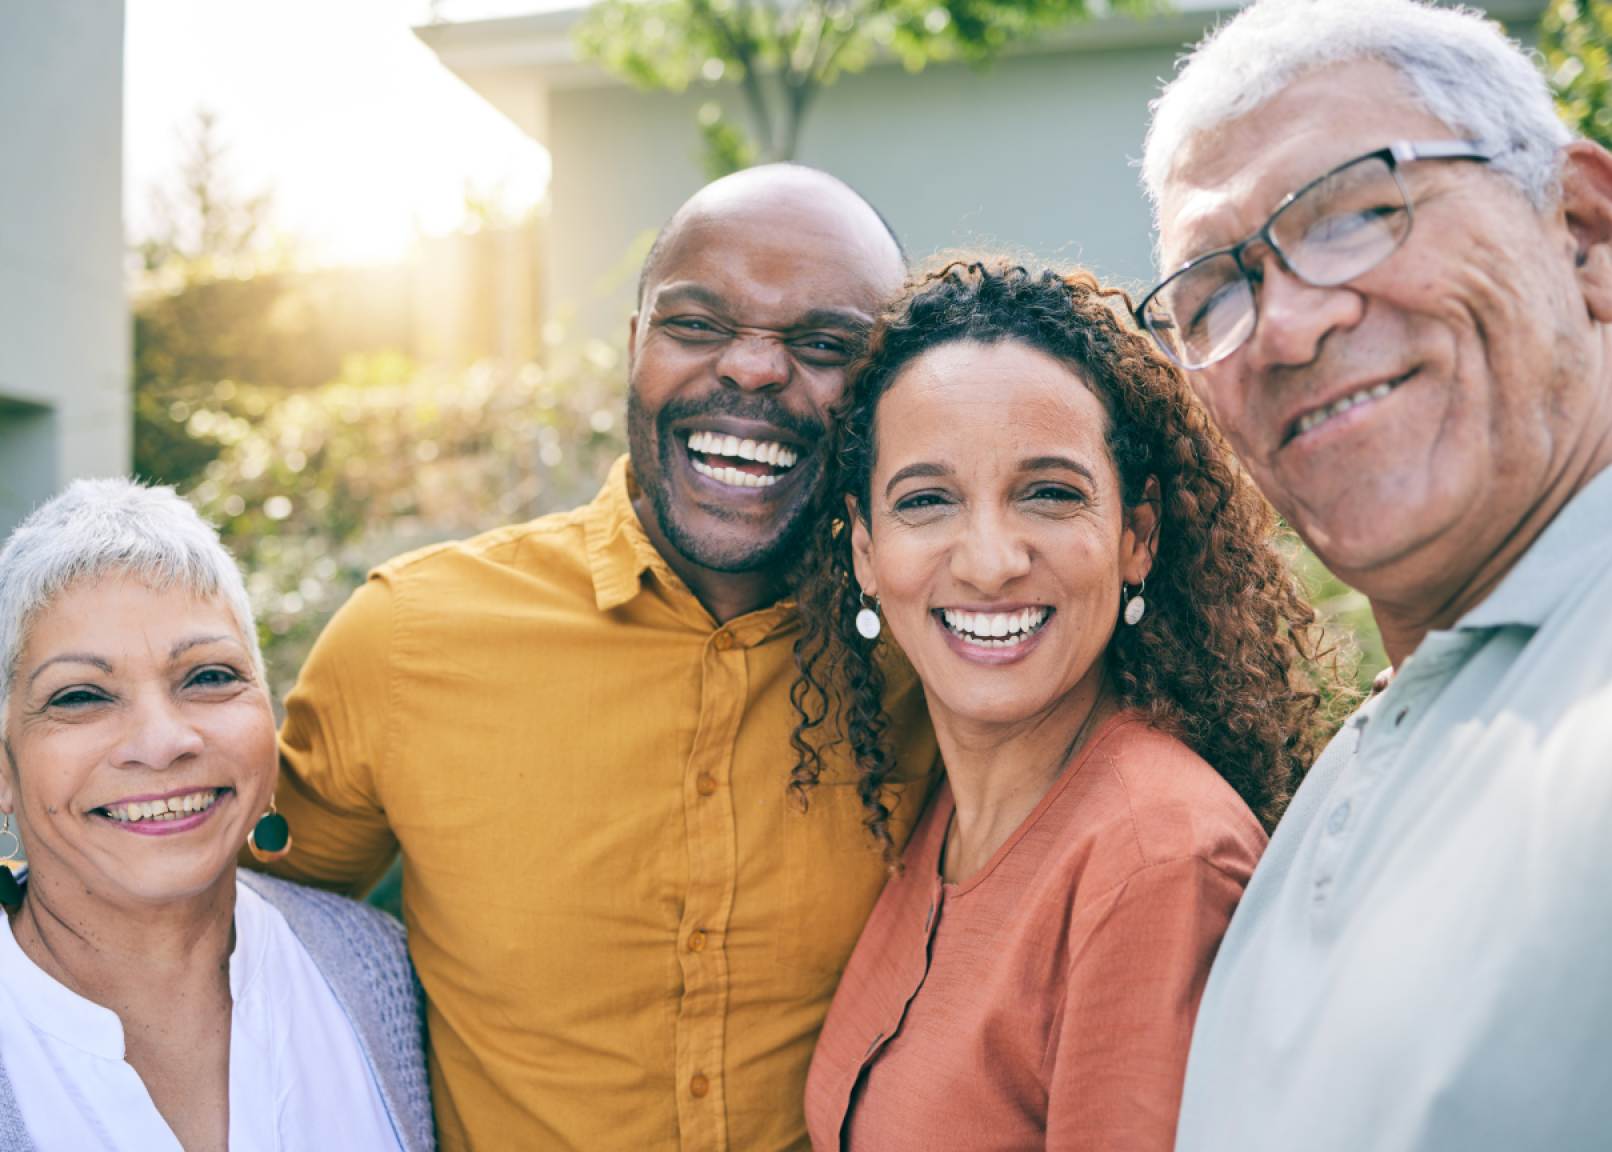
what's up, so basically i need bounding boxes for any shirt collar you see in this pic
[583,455,680,613]
[1458,465,1612,632]
[0,906,125,1059]
[581,454,798,642]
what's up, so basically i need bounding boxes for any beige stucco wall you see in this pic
[468,0,1543,344]
[545,34,1197,343]
[0,1,130,536]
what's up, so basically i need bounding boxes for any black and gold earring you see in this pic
[0,813,23,906]
[247,801,293,863]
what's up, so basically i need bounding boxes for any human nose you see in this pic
[112,689,205,772]
[714,331,792,392]
[1244,252,1364,370]
[948,508,1033,594]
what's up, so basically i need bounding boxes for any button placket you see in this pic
[672,633,746,1150]
[1310,638,1474,915]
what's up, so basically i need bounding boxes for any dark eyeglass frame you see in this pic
[1136,139,1495,371]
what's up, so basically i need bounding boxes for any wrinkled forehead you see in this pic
[1156,60,1456,271]
[19,572,247,662]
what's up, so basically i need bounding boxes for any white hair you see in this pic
[0,478,264,742]
[1142,0,1572,225]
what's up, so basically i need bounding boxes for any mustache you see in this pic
[656,391,826,445]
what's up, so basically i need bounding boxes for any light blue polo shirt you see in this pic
[1175,466,1612,1152]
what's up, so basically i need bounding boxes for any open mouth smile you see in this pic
[937,606,1053,648]
[92,787,231,834]
[1285,371,1413,444]
[684,429,802,490]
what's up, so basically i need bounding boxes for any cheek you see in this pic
[803,366,851,411]
[866,528,942,617]
[202,701,278,791]
[9,731,98,818]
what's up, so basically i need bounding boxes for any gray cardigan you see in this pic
[0,871,434,1152]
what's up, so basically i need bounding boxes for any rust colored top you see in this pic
[804,712,1266,1151]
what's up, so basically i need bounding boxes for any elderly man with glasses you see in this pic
[1138,2,1612,1150]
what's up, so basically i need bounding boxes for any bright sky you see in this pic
[124,0,556,266]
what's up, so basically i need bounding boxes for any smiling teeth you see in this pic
[690,458,780,488]
[1295,381,1397,437]
[102,789,220,824]
[687,430,799,469]
[941,607,1051,645]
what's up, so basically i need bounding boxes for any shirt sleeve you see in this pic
[1044,854,1251,1152]
[249,571,401,895]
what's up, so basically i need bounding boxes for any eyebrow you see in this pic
[885,461,951,497]
[24,634,241,689]
[1021,455,1097,483]
[653,285,871,335]
[27,653,112,687]
[884,455,1098,499]
[171,634,238,659]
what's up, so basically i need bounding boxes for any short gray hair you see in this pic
[1142,0,1572,226]
[0,478,264,741]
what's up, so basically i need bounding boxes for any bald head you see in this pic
[637,164,905,309]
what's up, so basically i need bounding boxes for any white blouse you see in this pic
[0,876,405,1152]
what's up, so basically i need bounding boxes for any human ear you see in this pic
[0,739,17,816]
[627,313,641,374]
[1559,140,1612,324]
[1120,476,1161,586]
[847,495,877,599]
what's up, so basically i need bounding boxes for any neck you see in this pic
[631,493,786,624]
[1366,435,1612,668]
[934,670,1111,883]
[10,863,236,1008]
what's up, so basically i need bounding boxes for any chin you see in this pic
[928,681,1060,730]
[96,843,239,907]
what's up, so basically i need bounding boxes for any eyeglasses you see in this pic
[1136,140,1494,371]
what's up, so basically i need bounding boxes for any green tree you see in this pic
[1543,0,1612,148]
[577,0,1154,175]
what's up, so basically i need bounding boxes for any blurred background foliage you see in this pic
[133,111,628,708]
[1542,1,1612,147]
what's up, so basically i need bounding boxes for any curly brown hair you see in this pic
[789,258,1344,859]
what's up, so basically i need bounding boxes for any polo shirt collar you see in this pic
[1458,464,1612,632]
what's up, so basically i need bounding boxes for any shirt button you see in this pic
[689,1073,710,1099]
[712,631,736,651]
[1394,707,1410,727]
[696,773,718,797]
[1327,800,1351,835]
[687,928,707,953]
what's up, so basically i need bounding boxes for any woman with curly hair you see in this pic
[794,259,1337,1151]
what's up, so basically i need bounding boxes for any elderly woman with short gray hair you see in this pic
[0,479,432,1152]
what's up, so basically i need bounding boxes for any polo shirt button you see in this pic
[688,928,707,952]
[1327,800,1351,835]
[696,773,718,797]
[713,631,736,651]
[690,1073,710,1098]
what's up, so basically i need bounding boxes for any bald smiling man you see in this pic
[260,166,938,1151]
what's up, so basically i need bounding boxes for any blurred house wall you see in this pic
[0,2,130,536]
[417,0,1544,345]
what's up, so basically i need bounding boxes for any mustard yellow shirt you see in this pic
[268,457,937,1152]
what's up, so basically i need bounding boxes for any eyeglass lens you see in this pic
[1145,153,1411,368]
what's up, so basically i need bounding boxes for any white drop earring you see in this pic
[1122,578,1147,626]
[855,591,882,640]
